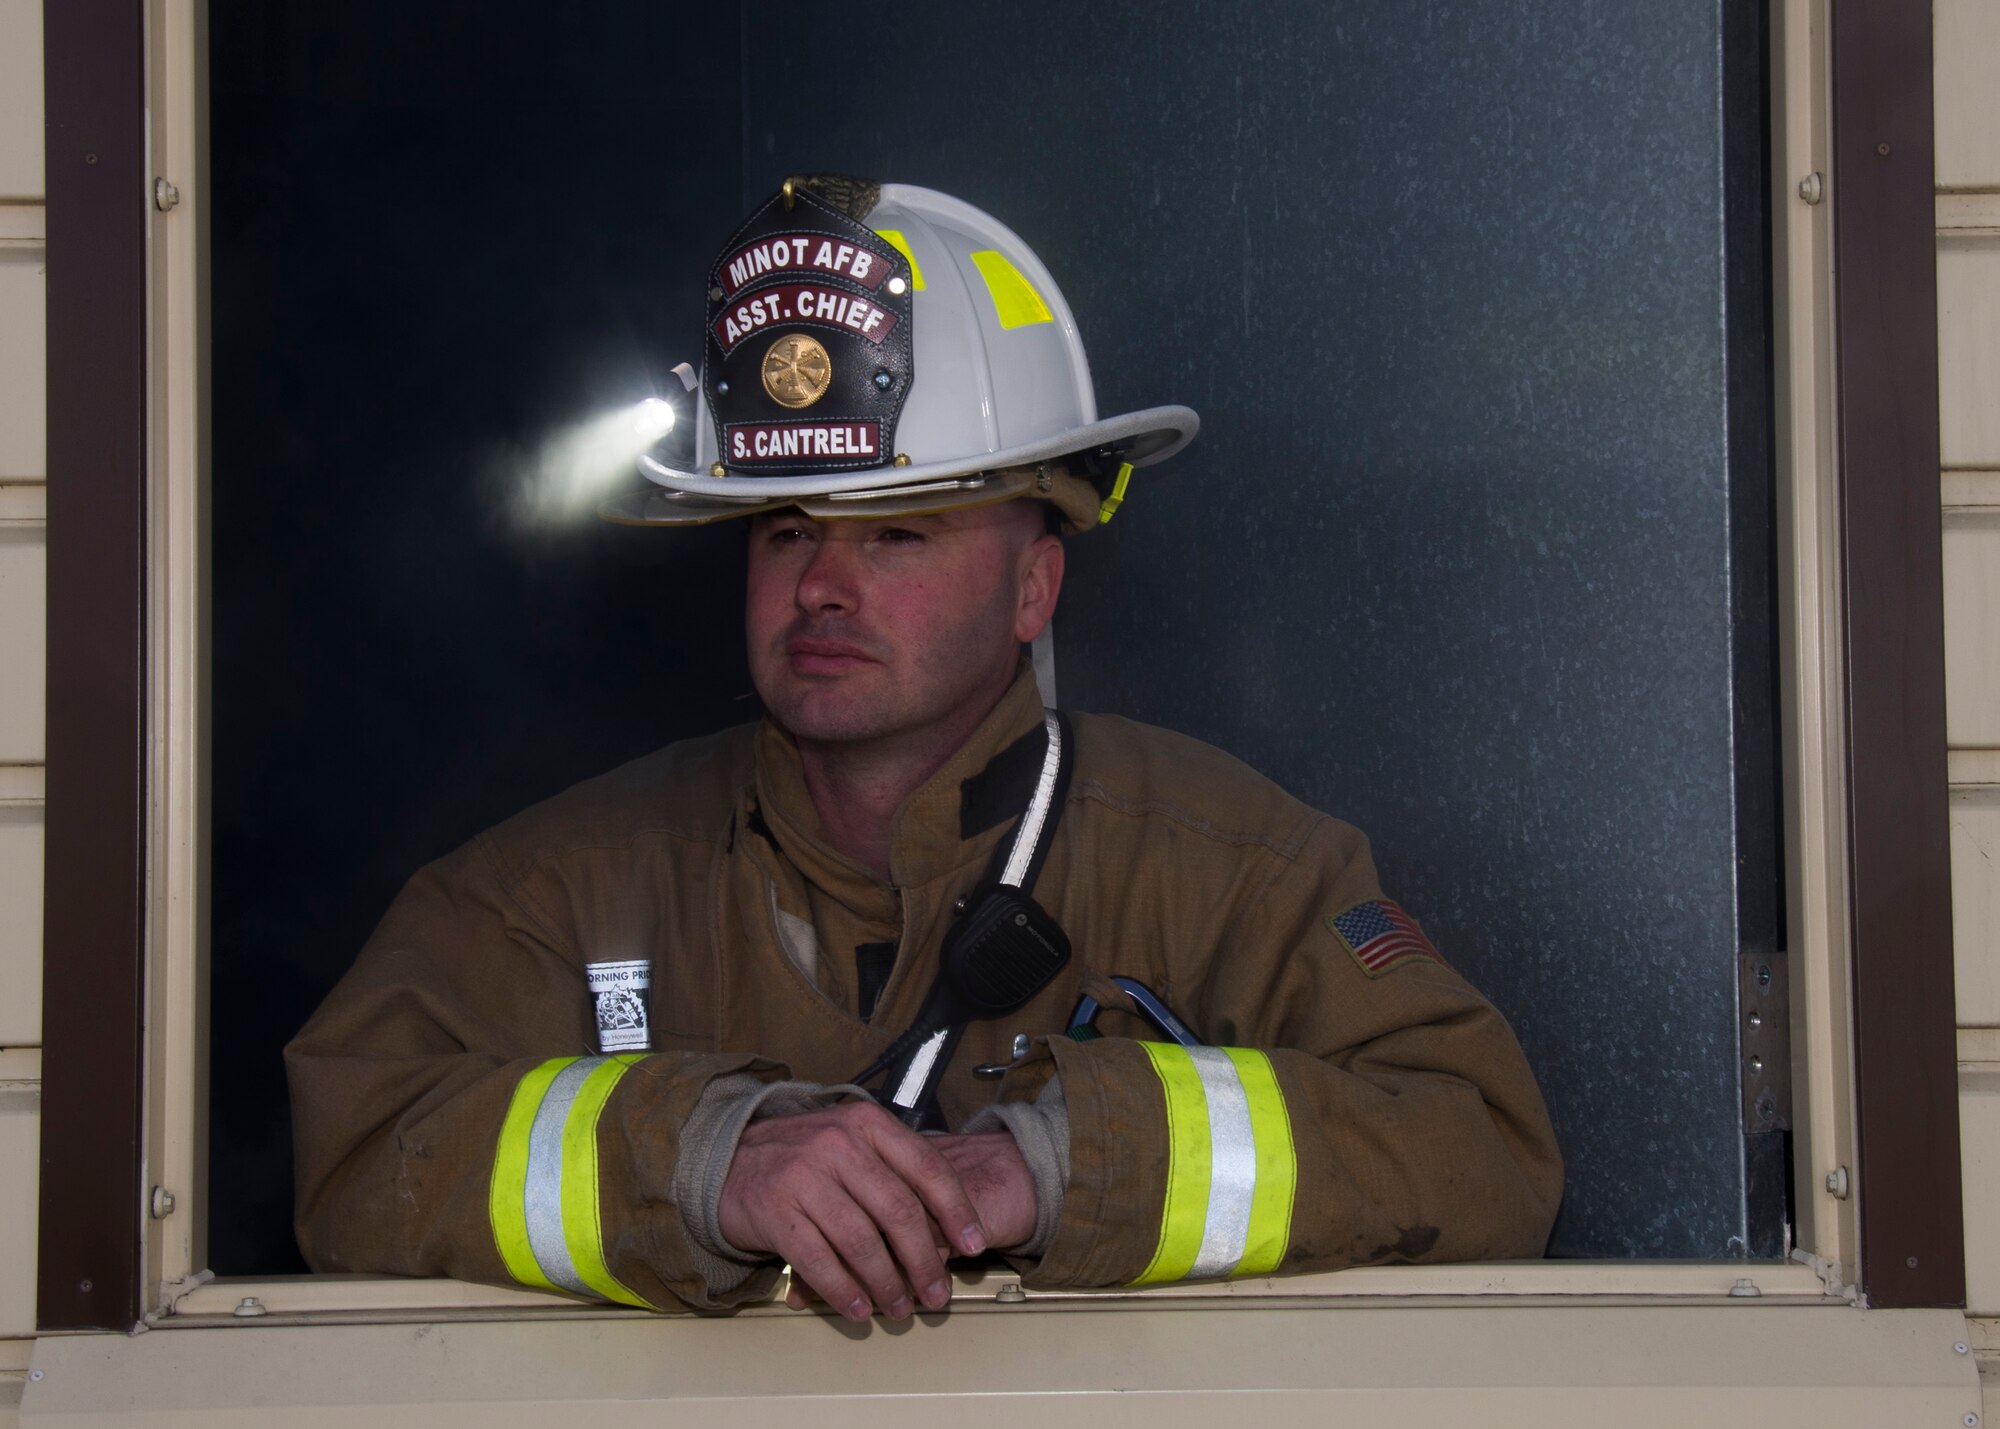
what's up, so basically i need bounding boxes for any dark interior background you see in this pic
[209,0,1778,1272]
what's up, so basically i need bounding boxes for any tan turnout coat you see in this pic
[287,669,1563,1309]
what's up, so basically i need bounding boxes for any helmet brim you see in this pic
[633,404,1197,500]
[600,466,1047,528]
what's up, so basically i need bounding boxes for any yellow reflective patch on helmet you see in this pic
[873,229,926,290]
[969,250,1054,329]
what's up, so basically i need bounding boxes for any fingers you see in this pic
[782,1219,948,1313]
[734,1173,905,1320]
[932,1131,1038,1250]
[717,1102,986,1320]
[767,1182,932,1319]
[775,1219,875,1323]
[863,1116,989,1258]
[829,1150,953,1312]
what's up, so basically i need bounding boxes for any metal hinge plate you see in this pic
[1739,952,1792,1133]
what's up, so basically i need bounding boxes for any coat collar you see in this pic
[750,663,1050,912]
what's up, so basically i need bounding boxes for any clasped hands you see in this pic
[716,1101,1036,1321]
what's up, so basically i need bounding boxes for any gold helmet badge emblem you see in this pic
[761,334,833,409]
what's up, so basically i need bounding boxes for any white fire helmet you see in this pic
[600,175,1198,531]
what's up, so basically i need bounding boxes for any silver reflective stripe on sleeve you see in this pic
[1186,1046,1258,1279]
[522,1056,602,1296]
[1134,1044,1297,1285]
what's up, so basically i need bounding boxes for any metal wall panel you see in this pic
[743,0,1777,1258]
[205,1,753,1273]
[210,0,1779,1265]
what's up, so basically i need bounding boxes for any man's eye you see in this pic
[875,527,925,545]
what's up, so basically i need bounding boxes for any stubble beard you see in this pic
[757,609,1020,760]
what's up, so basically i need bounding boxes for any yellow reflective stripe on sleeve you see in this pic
[1132,1043,1297,1284]
[489,1053,658,1309]
[557,1054,656,1310]
[489,1056,577,1292]
[969,250,1054,329]
[1134,1043,1212,1284]
[873,228,926,289]
[1225,1047,1296,1276]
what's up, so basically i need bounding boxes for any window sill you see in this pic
[158,1258,1837,1328]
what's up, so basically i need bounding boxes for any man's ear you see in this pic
[1013,532,1065,644]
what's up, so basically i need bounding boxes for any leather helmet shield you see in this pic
[704,184,915,476]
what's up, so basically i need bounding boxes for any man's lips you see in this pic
[785,637,880,674]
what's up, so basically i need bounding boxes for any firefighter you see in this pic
[286,176,1562,1320]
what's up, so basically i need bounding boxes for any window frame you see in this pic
[35,0,1961,1331]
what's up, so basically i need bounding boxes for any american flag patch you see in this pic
[1326,899,1443,976]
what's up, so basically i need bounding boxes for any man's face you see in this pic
[745,502,1063,754]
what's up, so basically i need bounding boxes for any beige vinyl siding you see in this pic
[0,0,40,204]
[1955,778,2000,1029]
[1940,47,2000,995]
[0,225,43,484]
[0,762,38,1049]
[1938,0,2000,192]
[1939,239,2000,472]
[0,496,44,766]
[1968,1031,2000,1320]
[1938,3,2000,1419]
[0,0,43,1406]
[0,1049,36,1347]
[1944,496,2000,749]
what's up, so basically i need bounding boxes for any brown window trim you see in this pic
[38,0,150,1332]
[33,0,1965,1329]
[1829,0,1964,1309]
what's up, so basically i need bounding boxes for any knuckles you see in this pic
[823,1099,900,1136]
[908,1145,953,1187]
[733,1102,960,1246]
[876,1190,930,1233]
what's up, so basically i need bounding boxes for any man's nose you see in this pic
[795,537,860,612]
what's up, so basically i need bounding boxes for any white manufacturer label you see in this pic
[587,960,652,1053]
